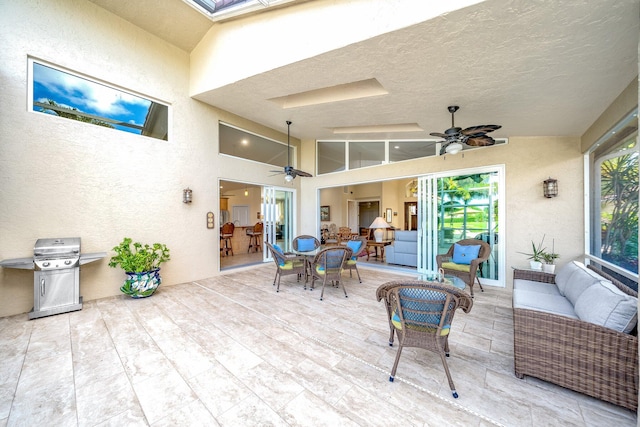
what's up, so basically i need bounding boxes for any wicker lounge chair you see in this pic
[376,280,473,398]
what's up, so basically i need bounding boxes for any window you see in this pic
[30,59,169,140]
[317,138,507,175]
[317,141,346,174]
[349,141,384,169]
[390,140,438,162]
[589,108,638,288]
[219,122,291,167]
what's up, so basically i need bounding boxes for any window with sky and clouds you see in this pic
[30,60,169,141]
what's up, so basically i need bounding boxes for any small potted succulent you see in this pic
[541,240,559,273]
[519,236,546,271]
[108,237,170,298]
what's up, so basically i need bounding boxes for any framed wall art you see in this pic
[320,206,330,221]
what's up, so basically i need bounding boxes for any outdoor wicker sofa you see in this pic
[512,263,638,410]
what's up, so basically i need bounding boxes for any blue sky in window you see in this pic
[33,63,151,134]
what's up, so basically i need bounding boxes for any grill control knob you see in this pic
[43,262,50,267]
[64,260,72,265]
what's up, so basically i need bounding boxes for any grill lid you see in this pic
[34,237,80,259]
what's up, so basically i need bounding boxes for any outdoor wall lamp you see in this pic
[183,187,192,203]
[543,178,558,198]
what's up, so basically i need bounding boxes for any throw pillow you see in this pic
[452,244,481,265]
[271,244,285,266]
[346,240,362,260]
[297,238,315,252]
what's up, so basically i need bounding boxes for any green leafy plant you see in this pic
[519,236,546,263]
[108,237,170,272]
[541,239,559,264]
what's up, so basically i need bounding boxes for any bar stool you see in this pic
[220,222,235,256]
[247,222,263,253]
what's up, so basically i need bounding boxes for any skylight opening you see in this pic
[185,0,297,21]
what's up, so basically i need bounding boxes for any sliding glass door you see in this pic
[418,167,504,287]
[263,187,295,260]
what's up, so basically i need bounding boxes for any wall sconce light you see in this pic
[543,178,558,198]
[183,187,192,203]
[244,188,249,197]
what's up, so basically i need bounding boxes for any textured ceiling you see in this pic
[90,0,639,141]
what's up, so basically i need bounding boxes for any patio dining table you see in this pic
[291,246,325,283]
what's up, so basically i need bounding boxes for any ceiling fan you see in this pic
[270,120,312,182]
[430,106,501,155]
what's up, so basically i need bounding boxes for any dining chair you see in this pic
[376,280,473,398]
[343,236,367,283]
[436,239,491,297]
[292,235,320,251]
[310,246,352,300]
[265,242,307,291]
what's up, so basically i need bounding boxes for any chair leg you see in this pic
[276,274,281,292]
[389,343,404,382]
[475,276,484,292]
[438,351,458,398]
[354,265,361,283]
[340,280,348,298]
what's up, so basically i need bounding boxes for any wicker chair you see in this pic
[265,242,307,291]
[310,246,352,300]
[337,226,353,243]
[342,236,368,283]
[436,239,491,297]
[292,235,321,251]
[376,280,473,398]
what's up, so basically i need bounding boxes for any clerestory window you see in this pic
[29,59,169,141]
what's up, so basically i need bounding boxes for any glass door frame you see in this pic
[263,186,296,261]
[418,165,505,288]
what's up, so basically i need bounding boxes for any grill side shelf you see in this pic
[0,258,35,270]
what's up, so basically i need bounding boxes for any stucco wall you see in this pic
[0,0,298,317]
[300,136,584,289]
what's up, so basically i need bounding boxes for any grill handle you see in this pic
[40,277,46,297]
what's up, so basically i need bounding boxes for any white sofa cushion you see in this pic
[513,289,578,318]
[554,260,583,295]
[560,261,611,305]
[514,279,562,296]
[574,281,638,333]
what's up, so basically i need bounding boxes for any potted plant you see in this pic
[519,236,546,271]
[541,239,559,273]
[108,237,170,298]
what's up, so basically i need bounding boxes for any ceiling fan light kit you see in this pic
[430,105,501,155]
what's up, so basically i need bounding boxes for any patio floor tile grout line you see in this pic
[192,280,505,427]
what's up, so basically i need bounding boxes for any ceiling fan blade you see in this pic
[292,168,312,178]
[439,142,448,155]
[461,124,501,136]
[466,135,496,147]
[429,132,449,139]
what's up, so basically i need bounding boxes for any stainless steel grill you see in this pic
[0,237,105,319]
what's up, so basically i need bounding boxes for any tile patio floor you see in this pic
[0,264,637,426]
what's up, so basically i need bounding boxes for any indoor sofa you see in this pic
[385,230,418,267]
[512,261,638,410]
